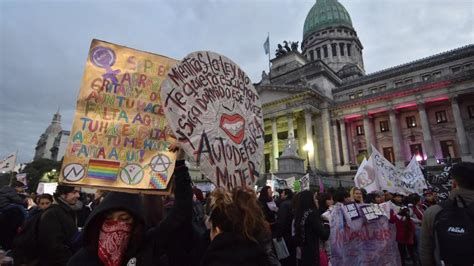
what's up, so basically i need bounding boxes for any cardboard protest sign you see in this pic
[60,39,178,194]
[161,51,264,189]
[330,204,401,266]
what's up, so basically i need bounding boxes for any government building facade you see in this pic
[256,0,474,186]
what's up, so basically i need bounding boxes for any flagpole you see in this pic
[267,32,271,78]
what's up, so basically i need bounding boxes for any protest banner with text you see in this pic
[161,51,264,189]
[330,203,401,266]
[60,39,178,194]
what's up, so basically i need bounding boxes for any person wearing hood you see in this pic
[37,185,80,266]
[68,144,193,266]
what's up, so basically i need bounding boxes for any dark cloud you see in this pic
[1,0,472,162]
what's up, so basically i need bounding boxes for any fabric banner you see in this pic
[330,203,401,266]
[0,153,16,173]
[371,145,400,193]
[354,157,378,193]
[398,156,428,195]
[161,51,265,190]
[59,39,178,194]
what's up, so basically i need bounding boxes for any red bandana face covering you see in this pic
[98,220,133,266]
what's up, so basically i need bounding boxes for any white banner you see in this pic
[272,174,295,191]
[0,153,16,173]
[354,156,379,193]
[398,156,428,195]
[371,145,401,193]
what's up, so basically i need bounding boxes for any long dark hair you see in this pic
[258,186,273,203]
[294,191,317,246]
[317,192,332,214]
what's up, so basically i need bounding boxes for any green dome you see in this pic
[303,0,353,40]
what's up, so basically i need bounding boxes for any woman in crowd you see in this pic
[258,186,278,233]
[201,188,269,266]
[317,192,334,215]
[67,144,192,266]
[294,190,330,266]
[390,206,417,266]
[350,187,364,203]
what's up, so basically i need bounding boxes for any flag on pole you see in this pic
[263,36,270,55]
[0,153,16,172]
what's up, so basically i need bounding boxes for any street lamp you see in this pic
[303,143,312,173]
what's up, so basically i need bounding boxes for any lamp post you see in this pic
[303,143,312,174]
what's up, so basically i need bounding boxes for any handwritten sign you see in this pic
[426,164,452,201]
[330,204,401,266]
[60,39,178,194]
[161,51,264,189]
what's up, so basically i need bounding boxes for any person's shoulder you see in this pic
[67,248,101,266]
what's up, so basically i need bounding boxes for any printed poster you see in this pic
[60,39,178,194]
[160,51,265,189]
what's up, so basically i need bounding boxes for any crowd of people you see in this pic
[0,146,473,266]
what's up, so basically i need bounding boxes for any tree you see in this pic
[22,158,62,193]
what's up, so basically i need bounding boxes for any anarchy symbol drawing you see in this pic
[119,164,144,185]
[63,163,85,182]
[150,155,171,173]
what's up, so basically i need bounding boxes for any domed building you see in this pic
[256,0,474,186]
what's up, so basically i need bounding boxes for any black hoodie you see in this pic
[68,160,193,266]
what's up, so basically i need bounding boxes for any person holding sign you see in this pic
[68,144,192,266]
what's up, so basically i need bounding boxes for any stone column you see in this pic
[417,102,436,165]
[363,114,376,154]
[271,117,279,171]
[287,112,294,139]
[451,96,473,161]
[321,108,334,172]
[332,120,341,166]
[339,119,350,166]
[304,109,314,170]
[389,108,404,167]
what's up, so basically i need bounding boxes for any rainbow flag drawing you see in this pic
[87,159,120,181]
[149,174,167,189]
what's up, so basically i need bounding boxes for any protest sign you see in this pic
[161,51,264,189]
[426,165,452,201]
[16,173,27,185]
[300,174,310,191]
[60,39,178,194]
[330,203,401,266]
[37,182,58,195]
[272,174,295,191]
